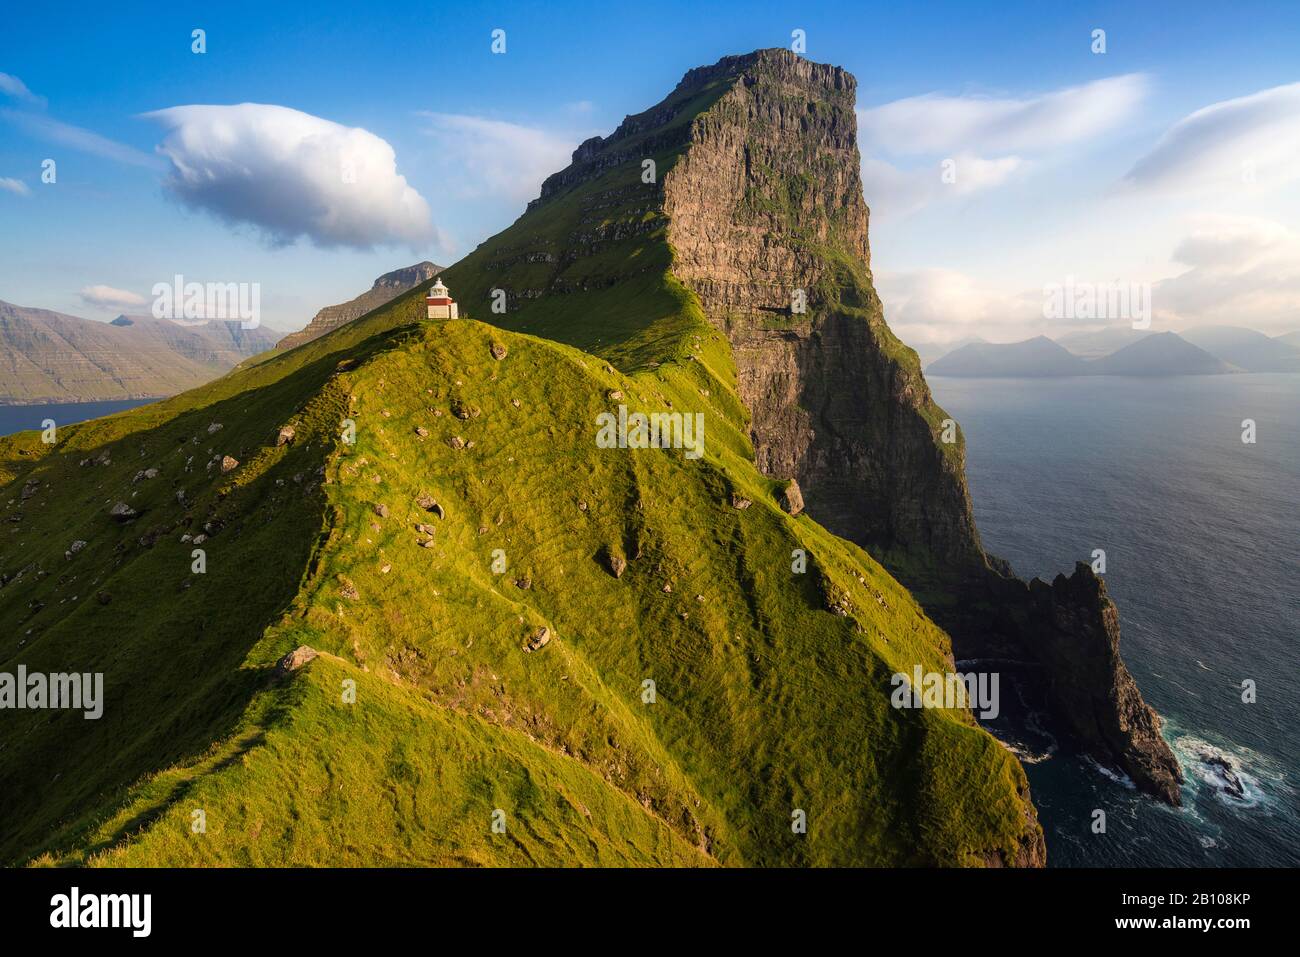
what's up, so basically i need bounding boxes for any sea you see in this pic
[929,373,1300,867]
[0,399,156,438]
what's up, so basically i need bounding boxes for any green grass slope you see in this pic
[1,312,1038,866]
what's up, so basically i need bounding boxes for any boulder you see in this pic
[778,479,804,516]
[109,502,137,522]
[490,341,508,360]
[274,645,318,677]
[220,455,239,473]
[276,425,295,446]
[605,550,627,579]
[415,494,444,518]
[730,492,751,510]
[524,626,551,652]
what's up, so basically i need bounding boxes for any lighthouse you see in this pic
[425,278,458,320]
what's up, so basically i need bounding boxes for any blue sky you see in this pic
[2,0,1298,347]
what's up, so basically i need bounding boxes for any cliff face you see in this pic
[277,261,442,351]
[635,50,1179,802]
[660,52,986,571]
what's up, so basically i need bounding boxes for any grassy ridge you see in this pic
[2,313,1034,866]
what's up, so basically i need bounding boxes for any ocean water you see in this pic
[929,374,1300,867]
[0,399,156,438]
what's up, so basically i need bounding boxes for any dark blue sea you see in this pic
[0,399,156,438]
[930,373,1300,867]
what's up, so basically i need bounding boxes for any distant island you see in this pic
[926,325,1300,377]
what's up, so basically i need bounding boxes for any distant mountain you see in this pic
[1275,330,1300,349]
[276,261,443,350]
[928,331,1240,377]
[916,335,986,366]
[1180,325,1300,372]
[0,300,277,404]
[928,335,1086,377]
[1089,331,1236,376]
[1056,327,1153,359]
[110,313,279,367]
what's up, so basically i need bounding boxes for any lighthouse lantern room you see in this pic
[425,278,459,320]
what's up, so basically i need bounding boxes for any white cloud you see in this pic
[881,216,1300,350]
[858,75,1148,155]
[878,268,1044,349]
[143,103,435,249]
[1123,82,1300,193]
[79,285,146,310]
[0,177,30,196]
[1154,215,1300,332]
[0,72,45,107]
[862,153,1023,218]
[418,112,579,202]
[857,75,1147,218]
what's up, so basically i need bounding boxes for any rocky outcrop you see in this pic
[995,564,1182,802]
[544,49,1181,803]
[274,645,318,677]
[276,261,442,351]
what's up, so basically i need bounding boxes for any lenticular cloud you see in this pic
[143,103,434,249]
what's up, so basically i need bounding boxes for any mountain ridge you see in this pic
[275,261,443,351]
[0,300,278,404]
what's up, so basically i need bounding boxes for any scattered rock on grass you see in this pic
[275,645,318,677]
[602,547,627,579]
[415,493,444,518]
[524,626,551,652]
[779,478,804,516]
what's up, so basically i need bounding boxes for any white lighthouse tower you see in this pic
[425,278,458,320]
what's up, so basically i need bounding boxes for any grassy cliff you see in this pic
[0,301,1039,866]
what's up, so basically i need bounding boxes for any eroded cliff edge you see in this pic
[642,50,1181,802]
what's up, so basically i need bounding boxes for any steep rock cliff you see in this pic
[645,50,1181,802]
